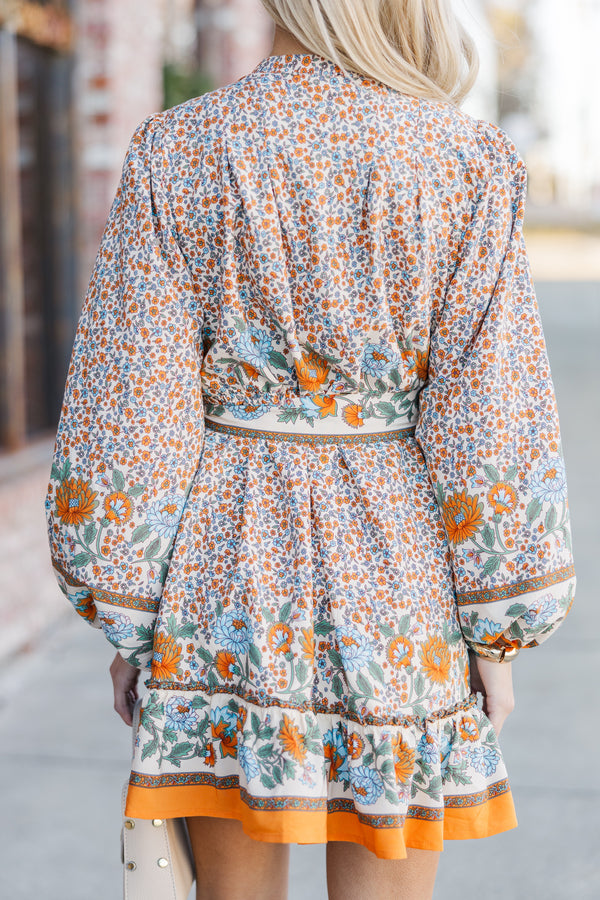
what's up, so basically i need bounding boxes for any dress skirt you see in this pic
[124,416,517,859]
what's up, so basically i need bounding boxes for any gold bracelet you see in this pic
[468,642,520,663]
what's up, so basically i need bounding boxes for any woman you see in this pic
[46,1,575,897]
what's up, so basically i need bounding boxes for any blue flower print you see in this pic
[236,326,273,368]
[349,765,385,805]
[530,457,567,503]
[213,609,253,654]
[361,342,400,378]
[224,400,273,420]
[522,596,558,628]
[417,731,438,766]
[165,696,199,732]
[473,618,504,643]
[323,726,350,783]
[146,495,185,539]
[469,745,500,777]
[210,705,238,735]
[300,396,320,419]
[335,626,374,672]
[99,612,134,645]
[239,745,260,780]
[440,734,453,778]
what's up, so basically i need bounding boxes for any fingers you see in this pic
[110,652,141,726]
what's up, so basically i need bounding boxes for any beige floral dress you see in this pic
[46,53,575,858]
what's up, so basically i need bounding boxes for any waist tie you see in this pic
[204,391,418,443]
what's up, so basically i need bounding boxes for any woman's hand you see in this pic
[469,651,515,735]
[110,652,141,726]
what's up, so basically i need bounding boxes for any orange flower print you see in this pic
[347,733,364,760]
[278,714,307,763]
[414,349,429,382]
[151,632,182,680]
[103,491,132,524]
[73,591,96,622]
[211,718,238,758]
[487,482,517,516]
[241,361,260,380]
[55,478,98,526]
[299,626,315,663]
[442,490,484,544]
[294,350,329,393]
[267,622,293,655]
[343,403,364,429]
[215,650,237,681]
[419,634,451,684]
[312,394,337,417]
[204,743,216,767]
[387,635,414,669]
[458,716,480,742]
[391,734,416,784]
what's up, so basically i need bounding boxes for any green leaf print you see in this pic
[356,673,373,697]
[72,552,91,567]
[314,621,334,635]
[368,661,386,684]
[378,622,394,638]
[191,696,209,710]
[131,524,151,544]
[545,506,558,530]
[84,523,97,543]
[164,743,194,767]
[261,774,276,790]
[279,601,292,623]
[145,538,161,559]
[414,672,426,697]
[506,603,528,617]
[331,674,345,699]
[481,523,495,549]
[376,401,397,421]
[268,350,289,371]
[272,766,284,785]
[295,659,307,684]
[482,556,501,576]
[396,614,410,635]
[504,465,518,482]
[526,497,543,523]
[385,789,400,805]
[257,744,274,759]
[249,644,262,667]
[196,646,212,665]
[483,464,501,483]
[128,483,145,498]
[141,734,159,761]
[112,469,125,491]
[328,648,343,669]
[177,623,197,639]
[251,713,261,736]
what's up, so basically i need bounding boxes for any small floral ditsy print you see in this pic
[47,53,574,857]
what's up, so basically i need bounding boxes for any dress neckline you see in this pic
[251,52,343,77]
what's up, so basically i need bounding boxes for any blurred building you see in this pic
[489,0,600,220]
[0,0,166,454]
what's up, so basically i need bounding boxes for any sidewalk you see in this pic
[0,281,598,899]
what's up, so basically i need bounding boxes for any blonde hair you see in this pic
[259,0,478,105]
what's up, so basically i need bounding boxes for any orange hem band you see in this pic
[125,783,517,860]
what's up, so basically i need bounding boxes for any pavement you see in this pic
[0,280,599,899]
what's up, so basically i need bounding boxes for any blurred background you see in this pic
[0,1,598,897]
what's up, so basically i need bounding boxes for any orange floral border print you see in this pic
[456,564,575,606]
[52,560,160,614]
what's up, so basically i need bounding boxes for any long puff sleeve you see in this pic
[45,114,204,668]
[415,121,575,654]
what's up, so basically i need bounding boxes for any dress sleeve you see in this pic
[45,114,204,668]
[415,120,575,654]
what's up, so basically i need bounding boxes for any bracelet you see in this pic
[468,642,520,663]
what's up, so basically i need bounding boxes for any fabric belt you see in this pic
[204,398,418,443]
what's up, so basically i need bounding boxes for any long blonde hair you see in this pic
[259,0,478,105]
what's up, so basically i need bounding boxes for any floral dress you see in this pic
[46,53,575,859]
